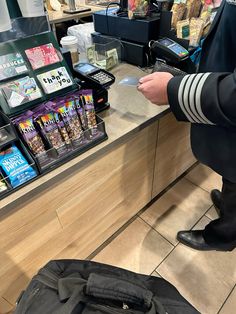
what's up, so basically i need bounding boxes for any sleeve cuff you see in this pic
[167,76,189,122]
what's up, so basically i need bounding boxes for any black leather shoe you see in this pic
[177,230,236,251]
[210,189,222,216]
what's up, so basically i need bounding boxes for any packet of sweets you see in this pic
[74,95,88,130]
[82,90,98,135]
[56,103,84,146]
[13,113,46,156]
[0,145,37,188]
[66,98,84,134]
[54,111,72,147]
[38,112,67,155]
[45,101,72,147]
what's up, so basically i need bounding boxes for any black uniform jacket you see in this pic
[167,0,236,182]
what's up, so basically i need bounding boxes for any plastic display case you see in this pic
[0,27,108,199]
[27,115,107,173]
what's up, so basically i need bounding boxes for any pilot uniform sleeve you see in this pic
[167,70,236,128]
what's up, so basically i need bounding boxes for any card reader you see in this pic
[151,38,189,64]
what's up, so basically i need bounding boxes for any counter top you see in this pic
[1,63,169,209]
[48,4,102,24]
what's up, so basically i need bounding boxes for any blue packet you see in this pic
[0,145,37,188]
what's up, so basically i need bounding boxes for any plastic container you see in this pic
[17,0,45,18]
[91,35,121,70]
[34,115,107,173]
[60,35,79,65]
[0,0,12,32]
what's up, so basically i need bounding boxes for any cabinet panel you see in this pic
[0,123,158,304]
[152,113,196,197]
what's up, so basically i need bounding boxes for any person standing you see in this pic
[138,0,236,251]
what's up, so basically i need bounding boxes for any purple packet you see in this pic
[39,112,66,154]
[74,95,88,130]
[56,103,84,146]
[82,90,97,135]
[13,113,46,156]
[45,100,72,147]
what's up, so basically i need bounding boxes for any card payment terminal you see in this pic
[151,38,189,64]
[73,63,115,89]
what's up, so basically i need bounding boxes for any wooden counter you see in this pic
[0,64,196,310]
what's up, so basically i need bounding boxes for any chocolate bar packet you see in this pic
[0,145,37,188]
[65,98,84,135]
[74,95,88,130]
[56,100,84,146]
[54,111,72,146]
[82,90,98,135]
[45,101,72,147]
[38,112,67,155]
[13,113,46,156]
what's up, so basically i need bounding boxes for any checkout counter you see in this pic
[0,63,196,306]
[0,2,197,309]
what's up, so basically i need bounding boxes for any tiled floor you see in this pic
[93,164,236,314]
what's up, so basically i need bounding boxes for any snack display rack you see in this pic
[0,20,108,200]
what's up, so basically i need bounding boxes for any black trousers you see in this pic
[203,178,236,245]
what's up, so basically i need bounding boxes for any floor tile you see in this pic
[141,178,212,245]
[151,271,162,278]
[218,285,236,314]
[93,217,173,275]
[157,217,236,314]
[185,164,222,192]
[205,205,219,221]
[192,215,211,230]
[0,297,13,314]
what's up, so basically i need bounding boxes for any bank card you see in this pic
[118,76,140,87]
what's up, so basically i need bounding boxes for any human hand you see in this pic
[137,72,173,105]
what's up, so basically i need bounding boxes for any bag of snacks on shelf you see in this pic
[177,19,190,39]
[128,0,149,20]
[45,101,72,147]
[0,145,37,188]
[185,0,202,19]
[13,113,46,156]
[81,90,98,136]
[36,111,68,156]
[189,18,205,46]
[55,100,84,147]
[74,94,88,131]
[171,3,187,29]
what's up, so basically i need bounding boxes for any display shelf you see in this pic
[0,111,17,149]
[34,115,107,173]
[0,114,107,199]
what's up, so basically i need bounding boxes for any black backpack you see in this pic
[14,260,200,314]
